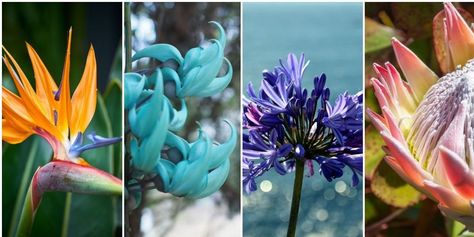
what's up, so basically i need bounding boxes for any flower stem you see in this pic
[287,159,305,237]
[16,180,38,237]
[61,193,72,237]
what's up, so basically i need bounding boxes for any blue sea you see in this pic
[243,3,363,237]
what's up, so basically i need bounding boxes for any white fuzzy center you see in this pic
[408,60,474,175]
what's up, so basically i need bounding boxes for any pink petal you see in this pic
[371,78,396,116]
[366,109,388,133]
[391,38,438,101]
[444,3,474,67]
[439,146,474,199]
[385,156,425,191]
[381,131,432,187]
[385,62,418,112]
[424,180,472,215]
[381,106,404,143]
[373,63,396,97]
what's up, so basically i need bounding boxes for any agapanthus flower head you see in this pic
[2,28,121,165]
[126,21,236,200]
[367,3,474,230]
[243,53,363,194]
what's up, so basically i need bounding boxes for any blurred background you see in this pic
[243,3,363,237]
[365,2,474,237]
[127,2,241,237]
[2,2,122,237]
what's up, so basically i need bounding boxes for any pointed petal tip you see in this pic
[391,37,438,100]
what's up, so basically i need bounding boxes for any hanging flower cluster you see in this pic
[125,21,237,200]
[367,3,474,230]
[242,53,363,194]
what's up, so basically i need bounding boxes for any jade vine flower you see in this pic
[367,3,474,230]
[2,28,122,236]
[242,53,363,194]
[126,21,236,200]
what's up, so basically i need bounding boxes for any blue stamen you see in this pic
[69,131,121,157]
[53,88,61,101]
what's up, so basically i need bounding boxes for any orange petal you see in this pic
[444,3,474,68]
[391,38,438,101]
[70,46,97,138]
[2,54,63,141]
[56,28,73,140]
[2,119,33,144]
[26,43,59,121]
[2,87,34,131]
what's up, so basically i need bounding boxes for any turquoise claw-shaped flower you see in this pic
[177,21,233,97]
[131,21,233,98]
[155,121,236,198]
[126,21,236,201]
[132,43,184,65]
[128,69,170,173]
[124,73,146,110]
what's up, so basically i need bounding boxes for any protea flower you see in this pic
[125,21,236,200]
[367,3,474,230]
[242,53,362,236]
[2,29,122,236]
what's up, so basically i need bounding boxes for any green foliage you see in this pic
[371,161,422,208]
[364,125,385,178]
[365,17,403,53]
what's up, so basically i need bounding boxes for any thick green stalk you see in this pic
[16,180,39,237]
[61,193,72,237]
[8,140,39,237]
[287,159,305,237]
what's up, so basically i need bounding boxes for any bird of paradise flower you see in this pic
[2,28,122,237]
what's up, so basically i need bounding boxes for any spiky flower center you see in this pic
[408,59,474,173]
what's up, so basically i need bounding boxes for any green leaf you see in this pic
[3,137,53,237]
[365,125,385,178]
[364,193,393,225]
[365,17,403,53]
[104,79,123,178]
[449,220,474,237]
[364,86,380,120]
[371,160,423,208]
